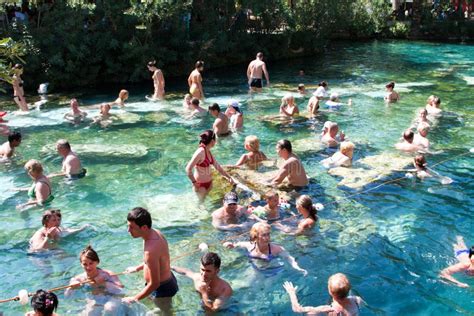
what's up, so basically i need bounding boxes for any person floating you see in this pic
[188,60,205,100]
[123,207,179,312]
[283,273,364,315]
[172,252,232,312]
[247,52,270,93]
[185,130,234,200]
[440,236,473,288]
[208,103,230,136]
[271,139,308,188]
[25,289,59,316]
[12,63,29,111]
[384,81,400,103]
[48,139,86,179]
[0,131,21,160]
[212,192,250,231]
[17,159,54,209]
[147,61,165,100]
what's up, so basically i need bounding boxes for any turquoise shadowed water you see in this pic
[0,40,473,315]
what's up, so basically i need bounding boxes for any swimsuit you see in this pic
[148,273,179,298]
[330,296,361,316]
[190,84,200,96]
[28,180,54,204]
[248,243,274,261]
[69,168,87,179]
[455,249,470,257]
[195,145,214,190]
[249,78,262,88]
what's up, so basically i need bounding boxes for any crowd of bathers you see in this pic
[1,52,473,316]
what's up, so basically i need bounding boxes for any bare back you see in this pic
[248,60,265,79]
[143,229,172,284]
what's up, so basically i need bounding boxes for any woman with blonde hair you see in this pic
[321,141,355,168]
[230,135,267,169]
[280,94,299,117]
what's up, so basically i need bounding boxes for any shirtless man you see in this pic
[172,252,232,312]
[271,139,309,188]
[395,129,422,152]
[188,61,205,100]
[413,122,430,150]
[0,131,21,159]
[123,207,179,313]
[211,192,250,231]
[321,122,345,148]
[189,98,207,118]
[247,52,270,92]
[208,103,230,136]
[49,139,86,178]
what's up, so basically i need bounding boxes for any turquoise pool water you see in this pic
[0,40,473,315]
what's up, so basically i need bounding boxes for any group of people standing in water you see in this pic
[2,52,472,316]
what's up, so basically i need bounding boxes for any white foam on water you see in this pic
[41,143,148,158]
[397,82,434,88]
[7,108,69,128]
[462,75,474,85]
[124,100,170,112]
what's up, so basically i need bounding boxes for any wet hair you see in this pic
[432,96,441,106]
[147,60,156,67]
[201,252,221,269]
[256,52,263,59]
[245,135,260,152]
[56,139,71,150]
[318,81,328,88]
[8,131,21,143]
[276,139,292,153]
[296,195,317,221]
[195,60,204,69]
[191,97,200,106]
[50,209,62,220]
[30,289,58,316]
[298,84,305,91]
[403,129,414,142]
[208,103,221,113]
[127,207,152,229]
[328,273,351,300]
[469,246,474,259]
[119,89,129,100]
[80,245,100,263]
[199,130,216,145]
[414,155,427,170]
[250,222,271,242]
[12,63,23,70]
[385,81,395,89]
[24,159,43,174]
[264,190,279,200]
[41,210,57,227]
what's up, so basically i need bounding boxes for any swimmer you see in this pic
[384,81,400,103]
[0,131,21,159]
[123,207,179,312]
[211,192,250,231]
[248,191,288,223]
[172,252,232,312]
[64,98,87,123]
[414,108,431,128]
[17,159,54,209]
[313,81,328,99]
[283,273,364,315]
[188,97,207,118]
[321,141,355,168]
[208,103,230,136]
[224,100,243,129]
[297,84,307,96]
[413,154,431,179]
[65,245,123,314]
[325,93,352,110]
[183,94,193,110]
[25,289,59,316]
[271,139,309,188]
[307,94,321,117]
[223,222,307,274]
[188,60,205,100]
[48,139,86,179]
[426,95,442,116]
[247,52,270,92]
[49,209,90,237]
[280,94,299,117]
[395,129,421,152]
[147,60,165,99]
[113,89,129,107]
[11,63,28,111]
[321,121,346,148]
[92,103,114,127]
[29,209,61,251]
[274,195,317,235]
[185,130,234,200]
[440,236,474,288]
[413,122,430,150]
[230,135,267,170]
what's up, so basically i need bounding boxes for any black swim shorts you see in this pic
[250,78,263,88]
[149,273,179,298]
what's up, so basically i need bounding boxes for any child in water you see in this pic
[231,135,267,170]
[248,191,291,222]
[25,289,59,316]
[274,195,318,235]
[29,209,61,252]
[183,93,193,110]
[324,93,352,110]
[113,89,129,107]
[321,141,355,168]
[65,245,123,314]
[284,273,364,315]
[413,155,431,179]
[280,94,299,117]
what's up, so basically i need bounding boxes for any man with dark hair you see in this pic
[212,191,250,231]
[247,52,270,92]
[271,139,308,187]
[0,131,21,159]
[172,252,232,312]
[123,207,179,313]
[395,129,422,152]
[208,103,229,136]
[49,139,86,178]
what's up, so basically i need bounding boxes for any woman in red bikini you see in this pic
[186,130,234,200]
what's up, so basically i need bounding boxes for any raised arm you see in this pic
[172,266,199,280]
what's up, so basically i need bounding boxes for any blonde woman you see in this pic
[280,94,299,117]
[321,141,355,168]
[231,135,267,169]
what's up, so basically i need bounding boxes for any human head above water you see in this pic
[127,207,152,229]
[385,81,395,90]
[340,141,355,159]
[250,222,271,242]
[195,60,204,70]
[296,195,317,220]
[328,273,351,300]
[276,139,292,154]
[414,154,427,170]
[208,103,221,113]
[199,130,216,145]
[8,131,21,145]
[56,139,71,152]
[42,209,60,227]
[119,89,129,101]
[80,244,100,264]
[30,289,58,316]
[256,52,263,60]
[24,159,43,176]
[244,135,260,152]
[318,81,328,88]
[403,129,414,143]
[201,252,221,269]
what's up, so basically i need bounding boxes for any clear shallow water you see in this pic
[0,40,473,315]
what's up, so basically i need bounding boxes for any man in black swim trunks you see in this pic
[247,52,270,93]
[123,207,179,314]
